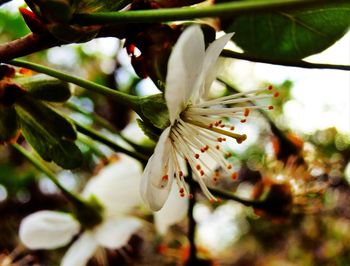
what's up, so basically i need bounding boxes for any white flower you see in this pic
[141,25,276,211]
[19,155,143,266]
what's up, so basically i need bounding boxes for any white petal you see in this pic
[198,33,234,100]
[141,154,173,211]
[166,25,205,124]
[94,217,142,249]
[19,211,80,249]
[154,183,189,235]
[61,233,98,266]
[83,154,143,214]
[141,128,173,211]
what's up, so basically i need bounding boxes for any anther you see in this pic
[244,108,250,117]
[227,164,232,170]
[195,154,200,159]
[179,188,184,194]
[230,126,235,131]
[196,164,201,170]
[240,119,247,123]
[189,193,194,199]
[268,105,274,110]
[268,85,273,91]
[231,172,238,180]
[216,145,220,150]
[274,92,280,98]
[200,170,205,176]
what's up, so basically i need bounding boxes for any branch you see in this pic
[72,0,338,25]
[221,50,350,71]
[0,24,135,62]
[0,33,59,62]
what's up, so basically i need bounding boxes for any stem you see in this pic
[12,143,84,205]
[73,119,149,163]
[8,59,142,112]
[208,186,264,208]
[78,133,108,161]
[221,50,350,71]
[66,101,150,153]
[72,0,334,25]
[13,143,103,227]
[186,164,198,265]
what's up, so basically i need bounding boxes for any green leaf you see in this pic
[225,3,350,59]
[15,74,71,102]
[0,105,20,143]
[137,119,161,142]
[139,93,170,129]
[17,96,77,140]
[16,105,83,169]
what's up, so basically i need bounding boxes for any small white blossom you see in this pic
[141,25,276,211]
[19,155,143,266]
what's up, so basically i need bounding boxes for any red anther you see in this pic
[274,92,280,97]
[244,108,250,117]
[208,123,213,129]
[179,171,183,177]
[189,193,194,199]
[220,124,225,128]
[200,170,205,176]
[231,172,238,180]
[218,120,222,124]
[196,164,201,170]
[222,138,226,141]
[268,85,273,90]
[195,154,200,159]
[240,119,247,123]
[217,137,223,142]
[268,105,274,110]
[162,175,169,181]
[179,188,184,193]
[227,164,232,170]
[230,126,235,131]
[214,121,220,126]
[180,193,185,197]
[200,148,205,153]
[216,145,220,150]
[213,177,218,182]
[19,68,32,76]
[204,145,209,151]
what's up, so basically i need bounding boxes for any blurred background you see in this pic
[1,1,350,265]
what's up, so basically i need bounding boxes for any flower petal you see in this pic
[154,183,189,235]
[83,154,143,215]
[94,217,142,249]
[61,232,98,266]
[166,25,205,124]
[19,211,80,249]
[198,33,234,100]
[141,127,173,211]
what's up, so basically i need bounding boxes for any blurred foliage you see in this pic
[0,1,349,265]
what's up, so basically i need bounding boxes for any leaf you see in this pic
[137,119,161,142]
[0,105,20,144]
[16,74,71,102]
[224,3,350,59]
[17,96,77,140]
[140,93,170,130]
[16,106,83,169]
